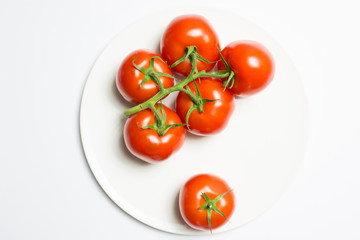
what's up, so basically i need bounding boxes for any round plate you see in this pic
[80,7,308,235]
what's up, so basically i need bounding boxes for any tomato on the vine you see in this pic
[175,78,234,136]
[116,49,174,104]
[179,174,235,232]
[217,41,274,96]
[123,104,185,163]
[160,15,220,76]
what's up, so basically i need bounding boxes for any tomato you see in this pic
[217,41,275,96]
[160,15,220,76]
[116,49,174,104]
[123,104,185,163]
[175,78,234,136]
[179,174,235,231]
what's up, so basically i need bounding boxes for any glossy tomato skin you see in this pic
[176,78,234,136]
[217,41,274,96]
[161,15,220,76]
[116,49,174,104]
[179,174,235,231]
[124,105,185,163]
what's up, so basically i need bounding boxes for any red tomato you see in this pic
[217,41,274,96]
[179,174,235,231]
[116,49,174,104]
[123,104,185,163]
[175,78,234,136]
[160,15,220,76]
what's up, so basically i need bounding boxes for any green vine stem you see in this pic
[123,70,229,116]
[123,47,230,117]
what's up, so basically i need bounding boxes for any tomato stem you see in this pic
[199,190,233,233]
[132,55,174,92]
[223,70,235,90]
[141,103,186,136]
[123,69,229,116]
[123,48,231,117]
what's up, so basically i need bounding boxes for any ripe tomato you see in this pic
[179,174,235,231]
[175,78,234,136]
[116,49,174,104]
[217,41,275,96]
[123,104,185,163]
[160,15,220,76]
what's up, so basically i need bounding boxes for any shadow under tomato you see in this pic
[173,189,187,226]
[184,130,206,140]
[119,131,150,166]
[112,80,133,109]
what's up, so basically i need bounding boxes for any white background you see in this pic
[0,0,359,239]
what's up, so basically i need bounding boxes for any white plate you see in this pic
[80,7,308,235]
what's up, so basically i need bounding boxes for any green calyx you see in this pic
[216,46,236,90]
[170,45,215,74]
[140,103,185,136]
[199,190,233,233]
[132,56,175,92]
[182,81,221,128]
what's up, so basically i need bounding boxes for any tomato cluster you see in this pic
[116,15,274,232]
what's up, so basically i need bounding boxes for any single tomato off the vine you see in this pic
[123,104,185,163]
[160,15,220,76]
[116,49,174,104]
[179,174,235,232]
[217,41,274,96]
[176,78,234,136]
